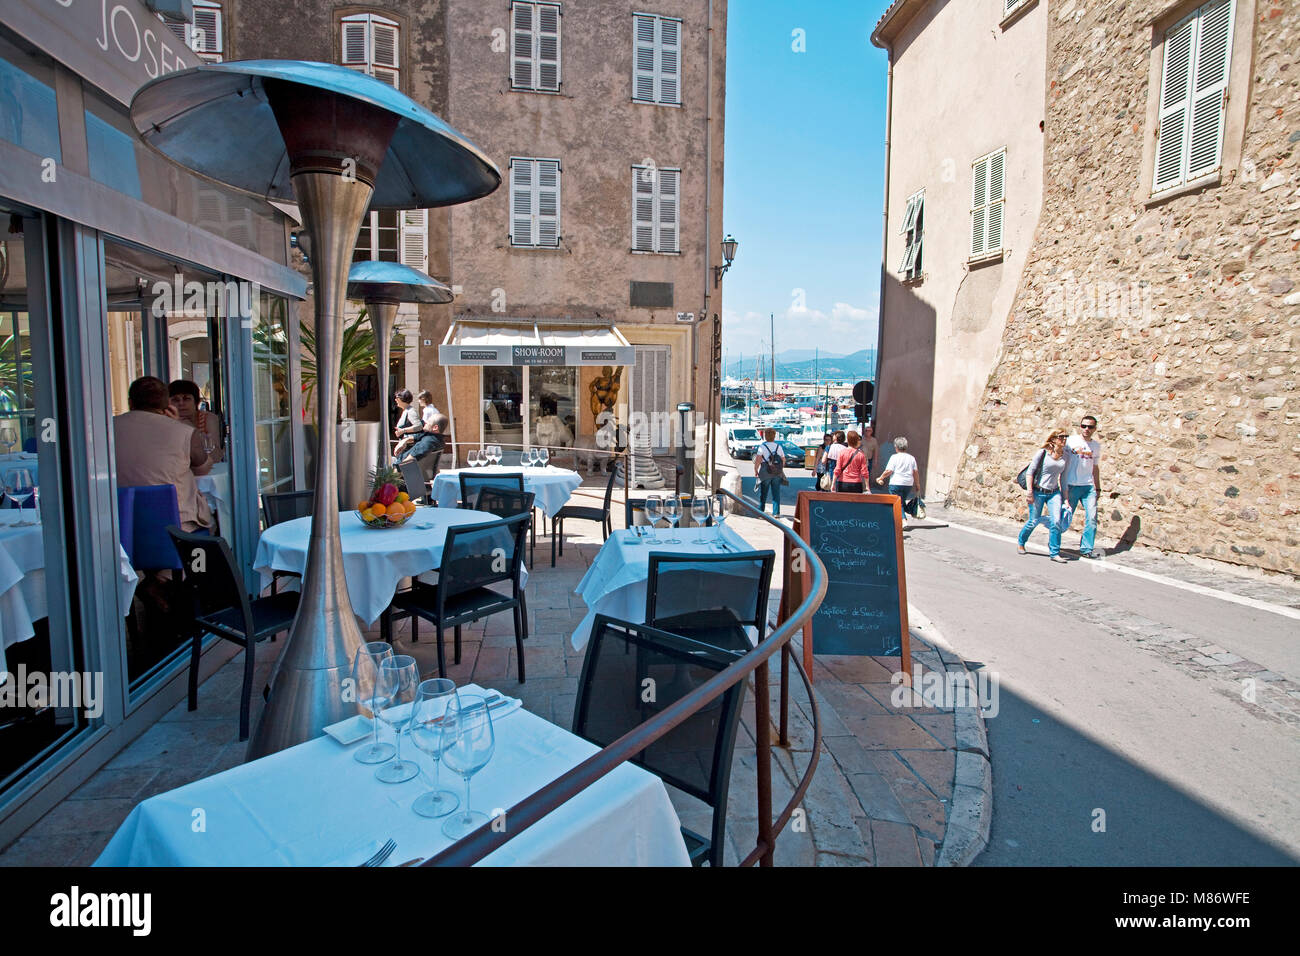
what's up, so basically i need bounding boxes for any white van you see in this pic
[726,426,763,460]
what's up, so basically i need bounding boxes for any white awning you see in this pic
[439,320,636,367]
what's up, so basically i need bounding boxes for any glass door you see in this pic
[482,366,524,454]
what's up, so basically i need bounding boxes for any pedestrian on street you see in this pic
[876,436,920,517]
[833,430,868,493]
[754,426,786,517]
[822,430,848,491]
[1063,414,1104,559]
[812,432,834,481]
[1018,429,1069,562]
[860,423,879,477]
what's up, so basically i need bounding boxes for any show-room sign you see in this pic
[794,491,910,666]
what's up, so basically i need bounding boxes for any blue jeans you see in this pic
[1018,490,1062,556]
[757,477,782,515]
[1065,484,1098,555]
[888,484,917,517]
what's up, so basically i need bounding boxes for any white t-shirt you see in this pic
[1064,436,1101,486]
[396,407,420,431]
[883,452,917,486]
[420,404,441,427]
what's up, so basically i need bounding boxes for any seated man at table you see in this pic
[114,376,212,533]
[399,412,448,478]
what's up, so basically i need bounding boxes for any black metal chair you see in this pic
[261,490,313,595]
[471,486,537,570]
[458,471,524,509]
[645,550,777,655]
[551,466,618,566]
[383,513,530,682]
[572,614,746,867]
[166,526,300,741]
[399,459,431,506]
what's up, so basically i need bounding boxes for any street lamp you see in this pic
[713,234,739,287]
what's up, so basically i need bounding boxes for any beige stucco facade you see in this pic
[872,0,1048,499]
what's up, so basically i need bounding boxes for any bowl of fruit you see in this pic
[357,466,418,529]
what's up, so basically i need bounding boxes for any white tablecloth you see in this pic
[195,463,232,538]
[253,510,528,626]
[432,466,583,518]
[572,524,754,650]
[93,682,690,867]
[0,511,138,653]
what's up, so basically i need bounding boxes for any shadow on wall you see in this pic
[876,271,937,496]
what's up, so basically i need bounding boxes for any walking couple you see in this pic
[1018,414,1104,562]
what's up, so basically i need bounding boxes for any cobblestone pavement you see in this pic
[0,487,993,867]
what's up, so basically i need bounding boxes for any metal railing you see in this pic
[424,487,826,867]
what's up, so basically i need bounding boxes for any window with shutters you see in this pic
[162,1,223,62]
[1003,0,1028,15]
[340,12,400,88]
[353,209,427,272]
[509,158,562,248]
[632,14,682,106]
[1151,0,1235,195]
[899,190,924,282]
[969,148,1005,261]
[631,344,672,452]
[510,2,562,92]
[631,166,680,254]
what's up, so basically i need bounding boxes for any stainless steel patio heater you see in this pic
[130,61,499,760]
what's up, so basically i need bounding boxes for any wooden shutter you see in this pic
[510,159,535,246]
[165,18,188,45]
[537,4,561,92]
[634,15,657,101]
[511,2,535,89]
[192,5,221,56]
[658,17,681,104]
[400,209,427,271]
[1186,0,1233,180]
[657,169,679,252]
[970,156,988,257]
[342,18,369,70]
[633,345,671,449]
[536,160,560,247]
[986,150,1004,252]
[371,19,399,87]
[1154,13,1194,191]
[633,167,655,251]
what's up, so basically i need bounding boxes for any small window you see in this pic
[632,165,680,254]
[341,12,400,88]
[510,158,562,248]
[1004,0,1028,15]
[354,209,426,271]
[163,1,223,62]
[511,2,562,92]
[1152,0,1234,194]
[899,190,924,281]
[970,148,1005,260]
[633,13,682,105]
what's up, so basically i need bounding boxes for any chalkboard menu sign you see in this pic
[794,491,910,664]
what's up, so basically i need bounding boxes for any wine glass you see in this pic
[0,427,15,455]
[643,494,661,537]
[3,469,35,526]
[440,694,497,840]
[692,496,711,544]
[492,445,503,466]
[374,655,420,783]
[352,642,395,765]
[661,496,681,544]
[409,679,461,818]
[525,448,538,468]
[467,449,480,469]
[537,447,550,469]
[713,494,730,550]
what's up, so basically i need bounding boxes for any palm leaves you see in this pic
[299,307,379,413]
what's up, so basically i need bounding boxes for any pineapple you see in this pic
[367,464,402,507]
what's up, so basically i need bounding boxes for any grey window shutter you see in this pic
[511,159,535,245]
[633,167,655,251]
[1186,0,1234,180]
[1154,13,1195,191]
[634,16,657,101]
[657,169,679,252]
[537,4,561,91]
[165,18,188,45]
[400,209,427,271]
[986,150,1005,252]
[512,2,535,89]
[342,19,369,69]
[192,6,221,56]
[537,160,560,247]
[970,157,988,257]
[659,18,681,104]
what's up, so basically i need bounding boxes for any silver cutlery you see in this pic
[421,693,512,726]
[359,838,396,867]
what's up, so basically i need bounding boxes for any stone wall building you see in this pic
[874,0,1297,575]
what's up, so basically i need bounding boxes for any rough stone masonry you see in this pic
[952,0,1298,576]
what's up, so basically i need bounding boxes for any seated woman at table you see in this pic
[116,376,212,533]
[168,379,223,475]
[391,388,421,460]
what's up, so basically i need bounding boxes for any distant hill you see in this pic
[727,348,875,383]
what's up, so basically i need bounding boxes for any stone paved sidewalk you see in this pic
[0,487,992,867]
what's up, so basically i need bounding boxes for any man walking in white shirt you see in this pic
[1063,414,1103,559]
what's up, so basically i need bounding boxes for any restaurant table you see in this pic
[195,462,232,538]
[0,510,138,656]
[93,682,691,866]
[431,465,583,518]
[572,524,754,651]
[253,509,528,626]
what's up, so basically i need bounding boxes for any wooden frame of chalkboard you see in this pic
[793,491,910,678]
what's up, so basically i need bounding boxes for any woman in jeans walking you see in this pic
[875,435,920,517]
[833,431,868,493]
[1018,430,1068,562]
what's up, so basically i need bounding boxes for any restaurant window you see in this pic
[482,366,525,451]
[163,1,224,63]
[84,89,143,201]
[509,158,561,249]
[969,148,1005,261]
[253,292,293,494]
[633,13,681,106]
[528,367,577,449]
[0,31,61,162]
[511,1,562,93]
[341,12,400,88]
[354,209,428,272]
[632,165,679,254]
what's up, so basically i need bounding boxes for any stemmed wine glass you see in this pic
[0,428,16,455]
[409,679,461,818]
[713,493,730,550]
[491,445,503,466]
[525,448,538,468]
[661,496,681,544]
[374,655,420,783]
[467,449,480,469]
[352,642,395,765]
[643,494,661,538]
[440,694,497,840]
[536,447,550,469]
[692,496,712,544]
[3,469,36,526]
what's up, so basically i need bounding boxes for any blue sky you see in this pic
[721,0,892,366]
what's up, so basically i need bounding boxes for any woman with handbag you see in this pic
[833,431,869,493]
[820,430,847,491]
[812,433,834,483]
[1018,430,1069,562]
[754,427,786,517]
[876,436,920,517]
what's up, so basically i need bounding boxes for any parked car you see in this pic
[777,440,810,468]
[725,426,762,460]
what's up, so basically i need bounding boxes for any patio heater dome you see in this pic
[346,260,454,305]
[130,60,500,208]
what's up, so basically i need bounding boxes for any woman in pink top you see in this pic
[833,431,868,493]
